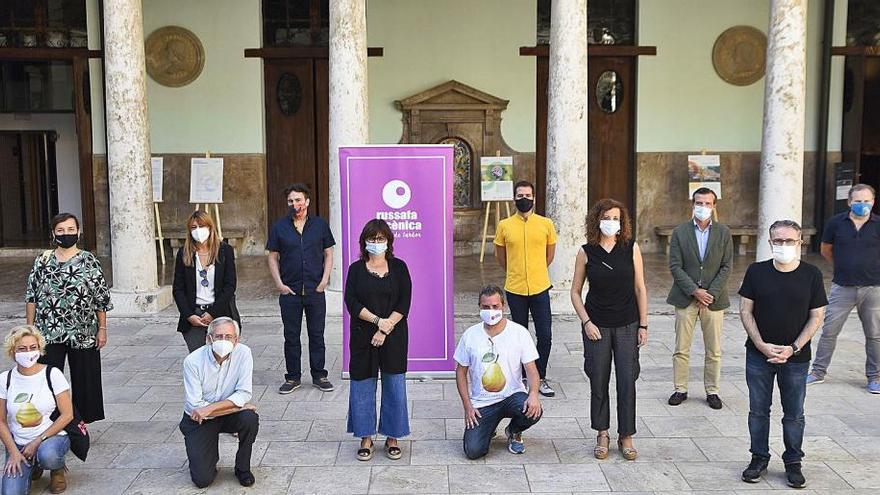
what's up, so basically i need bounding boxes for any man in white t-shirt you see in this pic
[455,285,543,459]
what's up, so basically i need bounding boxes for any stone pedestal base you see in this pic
[109,286,173,315]
[549,288,578,315]
[325,289,344,317]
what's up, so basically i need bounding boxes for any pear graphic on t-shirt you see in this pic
[481,350,506,393]
[14,393,43,428]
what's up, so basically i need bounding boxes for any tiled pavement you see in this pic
[0,310,877,494]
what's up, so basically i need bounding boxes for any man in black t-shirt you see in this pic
[738,220,828,489]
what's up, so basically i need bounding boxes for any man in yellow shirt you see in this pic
[494,181,558,396]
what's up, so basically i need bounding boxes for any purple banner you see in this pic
[340,145,456,374]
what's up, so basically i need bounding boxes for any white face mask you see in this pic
[771,245,799,264]
[480,309,503,326]
[694,205,713,222]
[191,227,210,243]
[366,242,388,255]
[14,350,40,369]
[211,339,234,358]
[599,220,620,237]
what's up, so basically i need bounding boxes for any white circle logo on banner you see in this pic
[382,180,412,209]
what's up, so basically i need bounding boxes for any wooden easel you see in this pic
[154,202,166,265]
[193,152,224,240]
[479,200,511,263]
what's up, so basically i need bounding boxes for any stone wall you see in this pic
[93,153,267,258]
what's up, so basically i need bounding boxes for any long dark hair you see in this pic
[358,219,395,261]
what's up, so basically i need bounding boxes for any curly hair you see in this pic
[4,325,46,359]
[585,198,632,246]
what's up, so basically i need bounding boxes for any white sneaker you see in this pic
[538,379,555,397]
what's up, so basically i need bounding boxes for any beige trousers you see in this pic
[673,301,724,394]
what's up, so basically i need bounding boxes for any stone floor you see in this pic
[0,307,877,494]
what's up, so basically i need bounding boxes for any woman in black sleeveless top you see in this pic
[569,198,648,461]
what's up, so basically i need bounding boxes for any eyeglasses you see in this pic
[367,237,387,243]
[199,269,209,287]
[210,334,236,341]
[771,238,801,247]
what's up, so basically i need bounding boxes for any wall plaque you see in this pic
[145,26,205,88]
[712,26,767,87]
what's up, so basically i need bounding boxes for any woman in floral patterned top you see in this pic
[25,213,112,423]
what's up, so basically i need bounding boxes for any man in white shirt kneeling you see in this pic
[455,285,543,459]
[180,317,258,488]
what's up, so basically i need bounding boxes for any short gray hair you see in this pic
[849,183,876,199]
[769,219,802,237]
[208,317,240,337]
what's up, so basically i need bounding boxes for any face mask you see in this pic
[190,227,210,243]
[289,204,307,218]
[54,233,78,249]
[851,202,873,217]
[211,339,234,358]
[771,245,799,264]
[480,309,503,326]
[366,242,388,255]
[694,205,713,222]
[599,220,620,237]
[14,350,40,369]
[515,197,534,213]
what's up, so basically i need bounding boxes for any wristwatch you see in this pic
[39,434,48,442]
[790,343,801,355]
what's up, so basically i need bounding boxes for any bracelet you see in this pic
[581,319,591,328]
[372,316,380,325]
[638,325,648,330]
[379,329,390,336]
[98,326,107,330]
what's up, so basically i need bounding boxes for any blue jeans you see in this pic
[279,292,327,380]
[746,347,808,464]
[507,289,552,378]
[1,435,70,495]
[462,392,541,460]
[347,373,410,439]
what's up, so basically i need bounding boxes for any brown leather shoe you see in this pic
[49,468,67,494]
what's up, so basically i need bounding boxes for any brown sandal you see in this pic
[618,439,638,461]
[594,432,610,460]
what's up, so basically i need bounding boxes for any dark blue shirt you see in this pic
[266,215,335,291]
[822,212,880,286]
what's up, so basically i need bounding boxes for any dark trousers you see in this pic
[39,343,104,423]
[182,326,208,354]
[582,322,640,436]
[279,292,327,380]
[507,289,552,378]
[462,392,541,460]
[179,410,260,488]
[746,347,808,464]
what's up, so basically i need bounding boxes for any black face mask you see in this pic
[54,234,79,249]
[515,197,534,213]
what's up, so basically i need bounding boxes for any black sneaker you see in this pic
[668,392,688,406]
[741,455,769,483]
[785,462,806,488]
[706,394,723,410]
[313,377,335,392]
[235,468,256,487]
[278,379,301,394]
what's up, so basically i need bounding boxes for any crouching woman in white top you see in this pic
[0,325,74,495]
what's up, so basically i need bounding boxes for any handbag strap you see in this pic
[44,365,59,408]
[5,369,10,390]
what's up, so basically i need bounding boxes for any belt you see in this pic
[197,304,212,311]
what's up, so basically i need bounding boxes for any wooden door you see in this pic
[264,58,329,225]
[533,52,638,216]
[0,132,57,247]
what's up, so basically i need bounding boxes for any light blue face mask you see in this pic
[365,242,388,255]
[851,202,873,217]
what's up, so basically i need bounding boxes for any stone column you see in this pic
[329,0,368,295]
[103,0,170,313]
[756,0,808,261]
[546,0,588,302]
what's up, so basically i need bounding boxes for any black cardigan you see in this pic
[172,242,239,333]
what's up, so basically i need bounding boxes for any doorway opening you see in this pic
[0,130,59,247]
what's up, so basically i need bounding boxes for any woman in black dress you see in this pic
[172,210,240,353]
[569,198,648,461]
[344,219,412,461]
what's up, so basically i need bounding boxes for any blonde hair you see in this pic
[3,325,46,359]
[182,210,220,267]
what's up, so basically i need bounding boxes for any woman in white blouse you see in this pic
[0,325,74,494]
[173,211,240,353]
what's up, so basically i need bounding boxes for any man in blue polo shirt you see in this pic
[267,183,335,394]
[808,184,880,394]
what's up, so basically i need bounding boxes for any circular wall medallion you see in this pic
[712,26,767,86]
[145,26,205,87]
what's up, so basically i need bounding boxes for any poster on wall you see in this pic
[687,155,722,199]
[340,145,456,375]
[480,156,514,201]
[151,157,164,203]
[189,157,224,203]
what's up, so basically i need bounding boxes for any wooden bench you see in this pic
[160,228,246,261]
[654,225,817,256]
